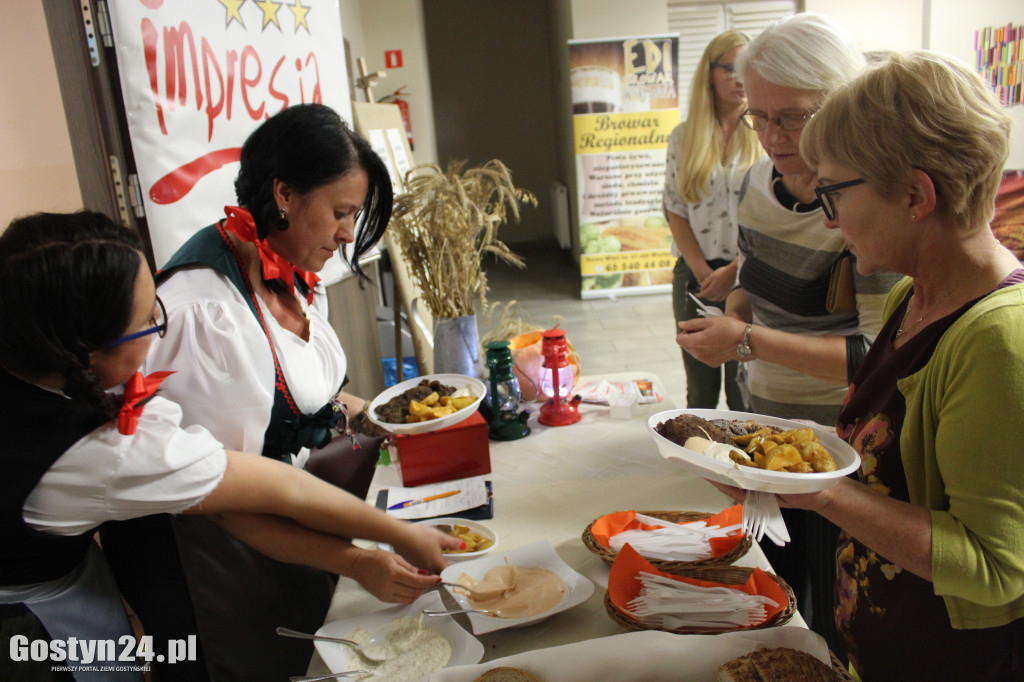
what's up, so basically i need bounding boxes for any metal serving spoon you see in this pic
[289,671,371,682]
[275,626,387,664]
[437,581,508,601]
[421,607,503,617]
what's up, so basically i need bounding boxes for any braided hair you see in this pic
[0,211,144,418]
[233,103,394,281]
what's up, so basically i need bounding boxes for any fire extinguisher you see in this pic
[378,86,413,150]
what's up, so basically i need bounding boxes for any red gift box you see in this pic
[394,411,491,487]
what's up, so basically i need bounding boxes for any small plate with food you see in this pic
[648,409,860,494]
[435,540,595,635]
[367,374,486,435]
[419,518,498,561]
[380,518,498,560]
[315,591,483,680]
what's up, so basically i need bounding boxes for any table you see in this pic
[308,373,805,674]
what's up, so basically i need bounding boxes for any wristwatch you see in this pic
[736,323,753,359]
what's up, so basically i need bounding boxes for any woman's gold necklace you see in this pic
[895,292,951,339]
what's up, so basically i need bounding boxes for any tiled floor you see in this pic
[483,244,699,407]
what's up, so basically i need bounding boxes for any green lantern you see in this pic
[482,340,531,440]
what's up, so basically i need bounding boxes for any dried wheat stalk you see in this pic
[390,160,536,318]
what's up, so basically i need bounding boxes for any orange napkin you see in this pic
[607,544,788,628]
[590,504,744,556]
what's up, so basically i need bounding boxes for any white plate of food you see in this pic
[379,518,499,561]
[421,518,499,561]
[437,540,595,635]
[367,374,486,435]
[315,591,483,680]
[648,409,860,494]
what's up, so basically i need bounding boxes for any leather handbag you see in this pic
[826,251,857,313]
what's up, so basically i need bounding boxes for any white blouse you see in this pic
[144,267,347,467]
[662,123,751,261]
[23,396,227,536]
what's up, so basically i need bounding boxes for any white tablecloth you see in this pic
[308,373,805,675]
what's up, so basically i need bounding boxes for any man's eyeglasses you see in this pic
[103,296,168,347]
[711,62,737,76]
[740,110,815,132]
[814,178,866,221]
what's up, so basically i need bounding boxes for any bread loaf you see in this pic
[717,647,838,682]
[472,666,542,682]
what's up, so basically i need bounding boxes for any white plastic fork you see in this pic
[743,490,789,546]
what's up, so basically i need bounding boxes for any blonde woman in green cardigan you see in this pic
[717,52,1024,681]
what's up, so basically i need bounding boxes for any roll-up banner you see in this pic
[569,36,679,298]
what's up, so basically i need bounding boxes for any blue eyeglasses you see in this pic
[103,296,168,347]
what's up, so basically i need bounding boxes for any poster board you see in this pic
[105,0,370,283]
[569,35,680,298]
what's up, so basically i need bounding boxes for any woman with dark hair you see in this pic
[0,211,458,682]
[99,104,426,681]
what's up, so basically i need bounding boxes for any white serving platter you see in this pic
[648,408,860,494]
[367,374,486,435]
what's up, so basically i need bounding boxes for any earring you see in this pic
[911,213,918,221]
[279,208,287,220]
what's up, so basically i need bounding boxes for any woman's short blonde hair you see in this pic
[801,51,1013,230]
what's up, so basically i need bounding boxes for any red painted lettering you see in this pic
[141,19,165,134]
[201,37,224,142]
[240,46,264,120]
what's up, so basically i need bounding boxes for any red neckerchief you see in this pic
[221,206,319,305]
[118,371,175,435]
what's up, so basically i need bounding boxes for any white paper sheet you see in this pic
[386,475,488,519]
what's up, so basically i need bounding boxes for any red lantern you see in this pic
[538,327,581,426]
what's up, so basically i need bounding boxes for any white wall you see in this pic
[0,2,82,229]
[354,0,438,165]
[806,0,925,52]
[569,0,669,38]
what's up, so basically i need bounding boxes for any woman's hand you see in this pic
[696,263,737,303]
[707,478,836,511]
[677,315,751,367]
[391,524,463,575]
[345,548,445,604]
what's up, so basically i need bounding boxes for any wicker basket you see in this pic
[603,564,797,635]
[582,510,752,573]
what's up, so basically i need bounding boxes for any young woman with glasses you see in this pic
[662,30,762,410]
[675,13,903,661]
[0,211,459,682]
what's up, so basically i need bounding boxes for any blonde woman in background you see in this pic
[663,30,762,409]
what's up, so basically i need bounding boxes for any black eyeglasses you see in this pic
[814,178,866,221]
[103,296,168,347]
[711,62,737,76]
[740,109,815,132]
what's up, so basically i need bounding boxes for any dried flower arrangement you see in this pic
[390,160,537,318]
